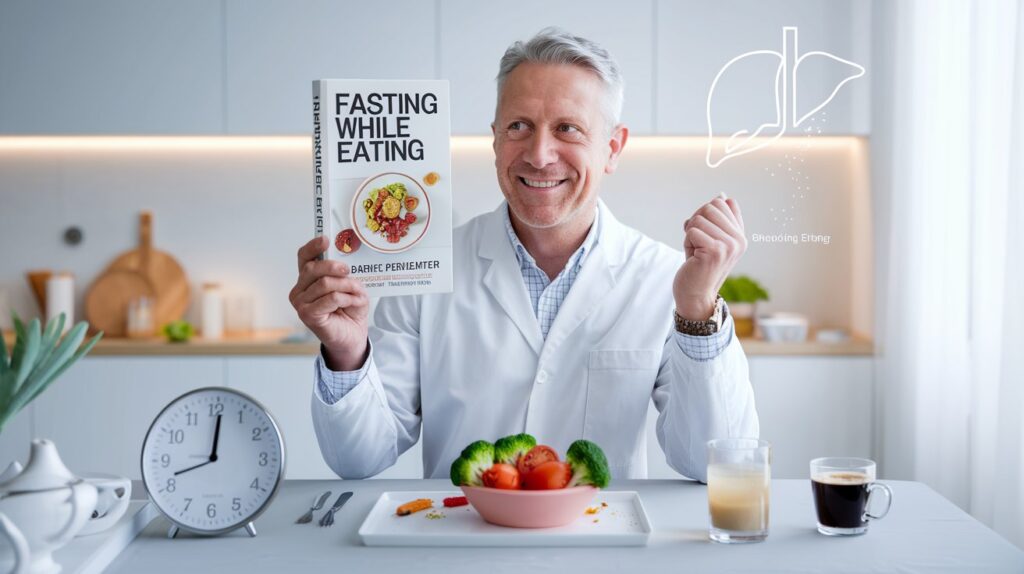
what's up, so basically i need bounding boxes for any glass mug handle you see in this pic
[863,482,893,521]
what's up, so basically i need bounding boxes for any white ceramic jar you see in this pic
[200,283,224,340]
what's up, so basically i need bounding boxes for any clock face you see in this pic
[141,387,285,534]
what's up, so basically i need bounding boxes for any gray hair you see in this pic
[495,27,625,131]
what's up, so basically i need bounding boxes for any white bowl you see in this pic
[757,313,809,342]
[460,485,598,528]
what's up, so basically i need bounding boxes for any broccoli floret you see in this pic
[461,439,495,464]
[450,457,476,486]
[565,439,611,488]
[449,440,495,486]
[493,433,537,466]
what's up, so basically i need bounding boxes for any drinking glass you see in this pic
[707,438,771,543]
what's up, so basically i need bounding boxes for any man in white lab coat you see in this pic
[289,28,758,482]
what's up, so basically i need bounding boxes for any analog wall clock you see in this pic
[141,387,285,537]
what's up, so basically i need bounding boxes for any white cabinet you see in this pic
[646,355,873,480]
[224,0,437,134]
[438,0,655,134]
[0,355,421,481]
[655,0,871,135]
[29,358,221,478]
[223,356,423,479]
[748,356,873,478]
[0,0,224,134]
[0,0,872,136]
[0,354,870,481]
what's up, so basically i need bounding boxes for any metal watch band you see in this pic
[673,296,724,336]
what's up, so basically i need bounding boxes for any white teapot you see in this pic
[0,439,97,574]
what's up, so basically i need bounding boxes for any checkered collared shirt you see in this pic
[502,204,598,339]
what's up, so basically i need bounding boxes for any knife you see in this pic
[318,491,354,527]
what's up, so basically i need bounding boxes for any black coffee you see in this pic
[811,472,870,528]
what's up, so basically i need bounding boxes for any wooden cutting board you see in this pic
[85,212,189,336]
[84,269,155,337]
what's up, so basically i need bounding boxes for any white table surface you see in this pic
[106,479,1024,573]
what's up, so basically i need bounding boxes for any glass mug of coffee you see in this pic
[810,457,893,536]
[706,438,771,543]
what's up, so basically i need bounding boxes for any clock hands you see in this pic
[171,414,222,476]
[173,460,212,476]
[209,414,222,462]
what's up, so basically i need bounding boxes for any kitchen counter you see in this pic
[739,334,872,356]
[2,328,314,356]
[2,330,873,357]
[105,479,1021,573]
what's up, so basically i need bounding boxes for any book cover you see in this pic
[312,79,453,297]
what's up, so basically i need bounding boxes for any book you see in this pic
[312,79,453,297]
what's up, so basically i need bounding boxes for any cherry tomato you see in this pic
[522,461,572,490]
[517,445,559,476]
[481,463,521,490]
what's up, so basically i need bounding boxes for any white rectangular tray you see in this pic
[0,501,160,574]
[358,490,651,547]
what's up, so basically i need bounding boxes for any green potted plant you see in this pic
[719,275,769,338]
[0,313,102,436]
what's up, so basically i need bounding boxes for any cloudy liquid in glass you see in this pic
[707,463,770,532]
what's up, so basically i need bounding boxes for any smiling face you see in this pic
[492,62,627,232]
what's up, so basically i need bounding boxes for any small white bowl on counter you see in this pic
[757,313,809,342]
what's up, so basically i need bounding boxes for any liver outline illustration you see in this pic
[706,27,865,168]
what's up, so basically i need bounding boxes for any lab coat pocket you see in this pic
[584,349,660,476]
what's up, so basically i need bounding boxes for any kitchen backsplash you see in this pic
[0,136,871,337]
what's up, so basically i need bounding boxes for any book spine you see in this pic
[312,80,326,261]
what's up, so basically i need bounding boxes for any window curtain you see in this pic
[872,0,1024,549]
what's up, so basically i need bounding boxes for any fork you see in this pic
[318,491,354,527]
[296,491,332,524]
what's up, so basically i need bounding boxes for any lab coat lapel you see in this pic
[478,205,544,355]
[542,201,625,351]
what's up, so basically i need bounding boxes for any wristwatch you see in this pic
[674,296,725,336]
